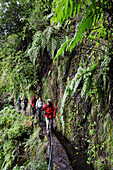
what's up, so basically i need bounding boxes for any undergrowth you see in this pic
[0,105,48,170]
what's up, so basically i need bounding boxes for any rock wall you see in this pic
[41,55,91,150]
[41,54,113,169]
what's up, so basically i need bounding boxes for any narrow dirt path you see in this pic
[39,121,73,170]
[15,108,93,170]
[54,130,94,170]
[39,120,93,170]
[52,133,73,170]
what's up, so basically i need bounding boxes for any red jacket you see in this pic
[42,102,56,118]
[31,95,36,108]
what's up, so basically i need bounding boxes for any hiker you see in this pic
[23,96,28,112]
[31,95,37,116]
[36,97,43,121]
[41,99,56,135]
[17,97,21,110]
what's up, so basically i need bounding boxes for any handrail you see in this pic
[38,109,53,170]
[48,121,53,170]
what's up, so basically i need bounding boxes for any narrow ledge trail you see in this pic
[39,120,94,170]
[16,108,94,170]
[38,120,73,170]
[53,130,94,170]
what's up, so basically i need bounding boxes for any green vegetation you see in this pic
[0,106,48,169]
[0,0,113,169]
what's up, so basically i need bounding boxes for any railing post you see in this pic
[48,120,53,170]
[51,145,53,170]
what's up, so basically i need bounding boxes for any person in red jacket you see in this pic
[41,99,56,134]
[31,95,37,116]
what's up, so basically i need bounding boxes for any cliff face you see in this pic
[41,54,90,148]
[41,54,113,169]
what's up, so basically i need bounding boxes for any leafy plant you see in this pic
[51,1,113,169]
[0,106,47,169]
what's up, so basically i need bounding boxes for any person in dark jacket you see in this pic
[31,95,36,116]
[17,97,21,110]
[23,96,28,112]
[41,99,56,134]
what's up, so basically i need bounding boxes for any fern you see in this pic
[51,0,86,24]
[28,26,66,63]
[51,0,110,58]
[53,38,70,62]
[60,65,85,132]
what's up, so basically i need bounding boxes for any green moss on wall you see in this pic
[41,53,113,169]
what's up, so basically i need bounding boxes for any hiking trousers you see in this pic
[31,107,36,116]
[37,108,42,121]
[45,117,53,134]
[23,104,27,111]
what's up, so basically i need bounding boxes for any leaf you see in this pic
[81,76,90,97]
[53,40,70,63]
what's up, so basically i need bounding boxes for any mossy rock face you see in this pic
[41,53,113,169]
[41,55,91,151]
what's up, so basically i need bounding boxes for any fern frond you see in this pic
[53,38,70,62]
[69,13,94,51]
[52,0,104,57]
[60,65,85,131]
[51,0,86,24]
[81,76,90,98]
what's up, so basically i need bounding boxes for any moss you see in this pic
[41,52,113,169]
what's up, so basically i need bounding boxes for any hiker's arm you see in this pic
[41,104,46,111]
[53,105,56,118]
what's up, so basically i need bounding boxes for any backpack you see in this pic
[37,100,43,109]
[31,97,36,107]
[45,102,53,115]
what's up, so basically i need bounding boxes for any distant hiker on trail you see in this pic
[23,96,28,112]
[36,97,43,122]
[17,97,21,110]
[31,95,37,116]
[41,99,56,135]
